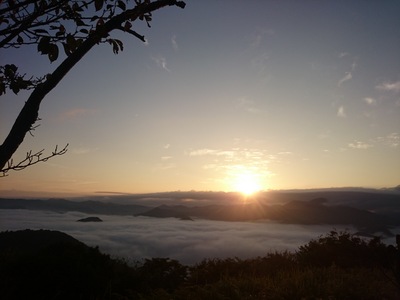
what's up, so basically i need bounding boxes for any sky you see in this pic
[1,0,400,197]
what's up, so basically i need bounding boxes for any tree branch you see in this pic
[0,0,186,172]
[0,144,68,177]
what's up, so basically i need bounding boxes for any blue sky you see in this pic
[1,0,399,196]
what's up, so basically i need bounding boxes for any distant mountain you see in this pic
[136,197,399,236]
[77,217,103,222]
[1,189,399,236]
[0,198,149,215]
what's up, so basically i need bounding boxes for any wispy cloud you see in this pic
[187,147,275,182]
[151,55,170,72]
[338,52,349,58]
[375,81,400,93]
[171,35,178,51]
[58,108,97,121]
[188,149,216,156]
[161,156,172,161]
[363,97,377,106]
[72,147,98,155]
[377,133,399,148]
[250,28,274,48]
[351,61,357,71]
[348,141,373,150]
[250,52,269,77]
[163,144,171,149]
[236,97,261,114]
[337,72,352,87]
[337,105,346,117]
[154,163,176,170]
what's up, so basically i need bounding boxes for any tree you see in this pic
[0,0,186,176]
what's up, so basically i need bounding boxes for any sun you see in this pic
[232,172,262,196]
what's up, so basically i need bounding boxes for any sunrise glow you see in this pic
[232,171,262,196]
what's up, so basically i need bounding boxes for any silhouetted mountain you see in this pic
[77,216,103,222]
[1,189,399,236]
[0,230,136,300]
[0,229,84,255]
[136,198,398,236]
[0,198,149,215]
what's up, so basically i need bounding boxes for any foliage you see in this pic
[0,229,399,299]
[135,257,188,292]
[296,230,396,268]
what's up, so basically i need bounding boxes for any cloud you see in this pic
[72,147,98,155]
[338,52,349,58]
[58,108,96,121]
[161,156,172,161]
[377,133,399,148]
[363,97,377,106]
[250,28,274,48]
[154,163,176,170]
[188,149,216,156]
[0,209,355,265]
[337,105,346,117]
[348,141,373,150]
[337,72,352,87]
[163,144,171,149]
[351,61,357,72]
[375,81,400,93]
[250,52,269,77]
[236,97,261,114]
[151,56,170,72]
[171,35,178,51]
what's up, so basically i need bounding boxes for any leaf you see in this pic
[107,39,122,54]
[72,2,84,12]
[17,35,23,43]
[34,28,49,34]
[115,39,123,52]
[0,80,6,96]
[10,82,20,95]
[124,21,132,30]
[94,0,104,11]
[75,18,85,26]
[48,44,59,62]
[4,64,17,77]
[117,0,126,11]
[37,36,50,54]
[66,34,76,51]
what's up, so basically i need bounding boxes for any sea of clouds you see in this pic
[1,209,394,265]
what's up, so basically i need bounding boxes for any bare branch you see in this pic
[0,144,69,177]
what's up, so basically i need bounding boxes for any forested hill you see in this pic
[1,229,399,299]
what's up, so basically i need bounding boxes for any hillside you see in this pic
[0,229,399,299]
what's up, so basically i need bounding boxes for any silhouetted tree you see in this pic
[296,230,393,268]
[137,257,188,292]
[0,0,185,176]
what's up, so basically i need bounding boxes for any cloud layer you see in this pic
[0,209,357,265]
